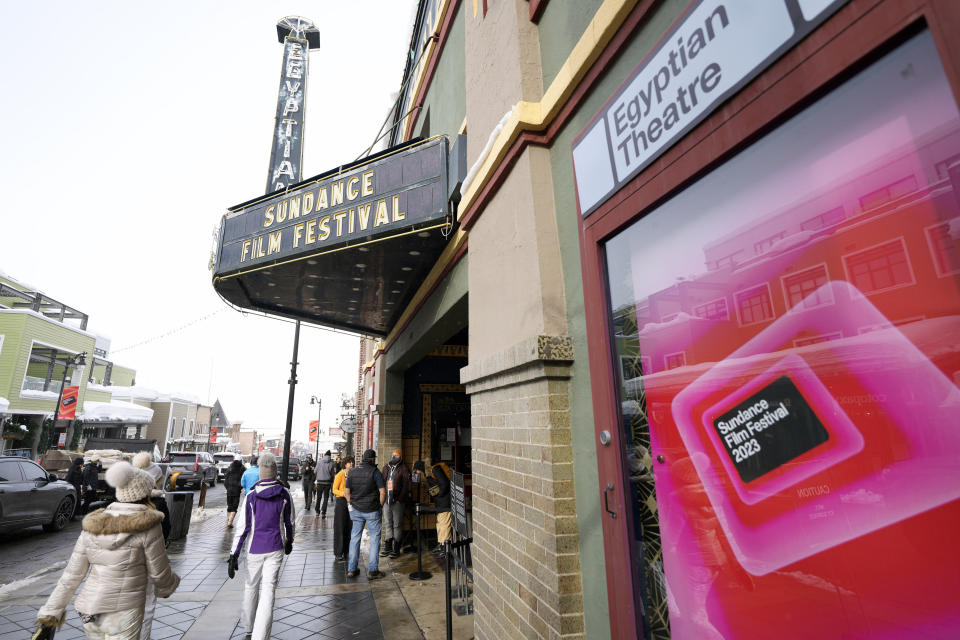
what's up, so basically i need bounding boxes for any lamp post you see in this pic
[49,351,86,449]
[310,395,321,461]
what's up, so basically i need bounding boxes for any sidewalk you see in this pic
[0,487,473,640]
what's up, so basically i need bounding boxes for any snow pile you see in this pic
[85,382,113,393]
[190,507,223,524]
[0,397,8,413]
[20,389,59,400]
[0,561,66,611]
[80,400,153,423]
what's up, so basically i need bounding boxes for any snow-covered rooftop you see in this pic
[81,400,154,423]
[106,385,161,401]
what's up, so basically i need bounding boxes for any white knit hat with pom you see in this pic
[132,451,163,485]
[105,461,154,503]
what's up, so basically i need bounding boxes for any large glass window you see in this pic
[604,31,960,639]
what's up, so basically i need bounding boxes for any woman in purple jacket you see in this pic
[227,453,294,640]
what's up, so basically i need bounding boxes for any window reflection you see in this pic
[605,30,960,639]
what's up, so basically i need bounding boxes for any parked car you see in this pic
[162,451,217,489]
[213,452,243,480]
[0,456,77,533]
[287,456,301,480]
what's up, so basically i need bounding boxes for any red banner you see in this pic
[57,386,79,420]
[210,426,218,440]
[309,420,319,442]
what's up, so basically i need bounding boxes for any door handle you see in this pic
[603,482,617,519]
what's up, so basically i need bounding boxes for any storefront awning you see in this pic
[212,137,452,336]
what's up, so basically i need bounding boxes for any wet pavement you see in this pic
[0,485,451,640]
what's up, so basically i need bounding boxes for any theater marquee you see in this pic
[212,137,452,336]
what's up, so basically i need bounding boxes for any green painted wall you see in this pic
[546,2,687,638]
[537,0,604,89]
[111,365,137,387]
[0,312,95,414]
[0,312,27,401]
[414,2,466,141]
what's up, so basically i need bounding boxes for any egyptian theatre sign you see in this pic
[212,18,450,336]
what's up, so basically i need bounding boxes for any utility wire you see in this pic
[355,31,439,161]
[111,309,228,354]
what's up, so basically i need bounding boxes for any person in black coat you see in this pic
[80,457,101,515]
[64,457,84,519]
[224,459,245,528]
[426,461,452,553]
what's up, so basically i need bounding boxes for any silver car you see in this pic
[214,452,241,480]
[0,456,78,533]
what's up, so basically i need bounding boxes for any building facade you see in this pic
[214,1,960,637]
[0,272,153,453]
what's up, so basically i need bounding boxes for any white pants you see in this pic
[139,580,155,640]
[82,607,143,640]
[242,550,284,640]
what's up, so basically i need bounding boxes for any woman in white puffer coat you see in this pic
[34,461,180,640]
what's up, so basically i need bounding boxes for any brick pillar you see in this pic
[374,404,403,463]
[461,336,585,640]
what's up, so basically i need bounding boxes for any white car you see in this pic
[213,452,243,480]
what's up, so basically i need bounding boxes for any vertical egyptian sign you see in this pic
[267,36,308,193]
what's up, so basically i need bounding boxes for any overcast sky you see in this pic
[0,1,418,444]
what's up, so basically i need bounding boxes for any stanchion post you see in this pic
[409,502,432,580]
[445,539,453,640]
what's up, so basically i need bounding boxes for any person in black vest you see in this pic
[344,449,386,579]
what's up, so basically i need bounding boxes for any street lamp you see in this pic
[50,351,86,449]
[310,395,321,461]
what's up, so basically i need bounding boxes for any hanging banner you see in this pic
[309,420,319,442]
[57,386,79,420]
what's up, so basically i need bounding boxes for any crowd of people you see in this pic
[32,447,455,640]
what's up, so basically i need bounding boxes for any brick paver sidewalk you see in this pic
[0,487,435,640]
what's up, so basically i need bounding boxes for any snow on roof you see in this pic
[106,385,161,401]
[20,389,60,400]
[0,397,9,413]
[157,391,204,405]
[81,400,154,423]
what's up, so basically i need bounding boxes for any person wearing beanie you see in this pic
[314,450,337,516]
[228,452,294,640]
[131,452,171,640]
[35,461,179,640]
[344,449,386,579]
[380,448,411,559]
[133,452,170,542]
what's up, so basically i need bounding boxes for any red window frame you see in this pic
[842,237,915,294]
[575,3,960,638]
